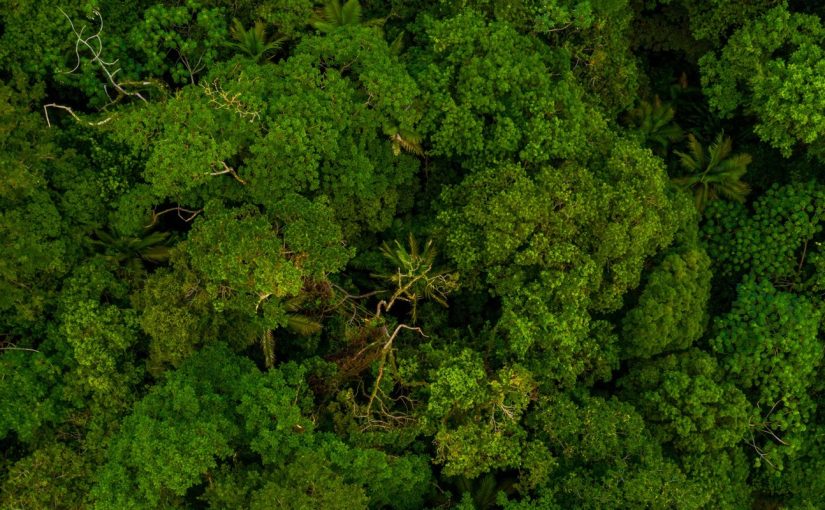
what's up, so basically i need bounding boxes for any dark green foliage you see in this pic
[373,234,459,322]
[619,349,750,453]
[700,5,825,160]
[625,96,683,152]
[5,2,825,508]
[712,277,823,466]
[311,0,366,33]
[702,181,825,280]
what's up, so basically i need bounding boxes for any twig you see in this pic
[0,346,40,353]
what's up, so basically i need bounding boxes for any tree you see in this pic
[93,343,431,509]
[426,349,536,478]
[711,277,823,468]
[625,96,683,154]
[372,234,459,323]
[226,19,286,63]
[310,0,368,33]
[672,133,752,211]
[438,140,691,385]
[621,245,712,359]
[702,181,825,282]
[700,5,825,160]
[619,349,750,453]
[523,391,706,509]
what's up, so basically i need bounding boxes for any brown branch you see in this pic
[798,239,809,274]
[145,206,202,228]
[364,324,426,417]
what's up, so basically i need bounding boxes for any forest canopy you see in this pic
[2,0,825,508]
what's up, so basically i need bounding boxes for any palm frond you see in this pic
[261,329,276,368]
[672,132,751,212]
[341,0,362,25]
[285,314,323,336]
[227,19,285,62]
[625,96,683,151]
[311,0,364,32]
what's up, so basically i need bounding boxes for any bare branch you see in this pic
[44,104,113,127]
[145,206,203,228]
[0,346,40,353]
[208,161,247,185]
[57,8,148,103]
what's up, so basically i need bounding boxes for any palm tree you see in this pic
[226,19,286,63]
[260,293,322,368]
[90,228,174,271]
[372,234,458,322]
[626,96,683,152]
[672,132,752,211]
[310,0,384,33]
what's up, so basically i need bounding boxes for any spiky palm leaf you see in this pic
[261,329,276,369]
[391,131,424,157]
[672,132,752,211]
[227,19,286,62]
[310,0,362,32]
[259,294,323,368]
[626,96,683,151]
[91,229,173,269]
[374,234,458,322]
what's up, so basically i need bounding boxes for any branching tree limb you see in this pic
[58,8,148,103]
[208,161,247,185]
[145,206,203,228]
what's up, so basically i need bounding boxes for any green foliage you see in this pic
[6,2,825,508]
[130,1,228,84]
[700,5,825,160]
[438,139,689,384]
[0,442,91,510]
[526,391,706,509]
[93,343,431,508]
[702,181,825,281]
[56,261,142,401]
[311,0,366,33]
[619,349,750,453]
[374,234,459,322]
[0,350,65,443]
[621,245,712,358]
[412,10,606,170]
[672,133,752,211]
[712,277,823,465]
[90,227,173,269]
[427,350,536,478]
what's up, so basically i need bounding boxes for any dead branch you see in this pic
[44,104,113,127]
[0,346,40,353]
[208,161,247,185]
[145,206,203,228]
[58,8,148,103]
[202,80,261,122]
